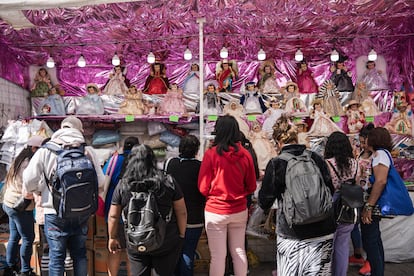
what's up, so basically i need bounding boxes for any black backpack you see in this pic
[328,161,363,224]
[44,142,99,219]
[122,178,172,253]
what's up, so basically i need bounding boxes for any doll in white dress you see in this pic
[282,81,308,117]
[223,99,250,136]
[318,80,344,117]
[76,83,105,115]
[258,60,280,94]
[103,65,129,95]
[385,101,412,135]
[352,82,380,117]
[118,85,146,115]
[295,120,310,148]
[182,63,201,111]
[359,60,389,91]
[346,100,365,134]
[158,83,187,115]
[240,81,267,114]
[307,98,343,137]
[249,121,277,171]
[262,96,285,139]
[196,83,222,115]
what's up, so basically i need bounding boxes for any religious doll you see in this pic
[248,121,277,171]
[143,62,170,95]
[307,98,343,137]
[282,81,308,117]
[182,62,201,111]
[318,79,344,117]
[31,67,53,97]
[239,81,267,114]
[295,119,310,148]
[118,85,146,115]
[158,83,187,115]
[346,100,365,134]
[38,86,66,116]
[352,81,380,117]
[360,60,389,91]
[262,96,285,139]
[215,59,238,92]
[196,82,222,115]
[330,57,354,104]
[223,99,250,136]
[297,60,318,94]
[76,83,105,115]
[257,60,280,94]
[103,65,129,95]
[385,101,412,135]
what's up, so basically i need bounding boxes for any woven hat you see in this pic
[346,100,361,109]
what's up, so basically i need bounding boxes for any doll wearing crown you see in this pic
[223,99,250,136]
[240,81,267,114]
[262,97,285,139]
[216,59,238,92]
[118,85,146,115]
[282,81,308,117]
[248,121,277,171]
[77,83,105,115]
[158,83,187,115]
[318,79,344,117]
[307,98,343,137]
[352,81,380,117]
[346,100,365,134]
[31,67,53,97]
[103,65,129,95]
[143,62,170,95]
[258,60,280,94]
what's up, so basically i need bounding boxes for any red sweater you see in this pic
[198,143,257,214]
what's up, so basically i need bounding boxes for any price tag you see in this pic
[247,115,256,121]
[207,115,218,121]
[125,115,135,122]
[331,116,340,122]
[169,115,179,122]
[366,116,374,123]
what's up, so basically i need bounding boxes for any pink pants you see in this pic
[205,210,248,276]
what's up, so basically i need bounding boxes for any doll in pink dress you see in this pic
[297,61,318,108]
[118,85,146,115]
[103,65,129,95]
[307,98,343,137]
[158,83,187,115]
[223,99,250,136]
[248,121,277,171]
[346,100,365,134]
[282,81,308,117]
[31,68,53,97]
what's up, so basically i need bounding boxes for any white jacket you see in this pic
[23,128,105,215]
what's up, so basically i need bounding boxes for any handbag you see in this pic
[369,149,414,216]
[12,197,34,212]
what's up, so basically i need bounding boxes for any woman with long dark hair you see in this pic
[2,135,45,276]
[324,131,360,276]
[108,144,187,276]
[198,115,257,276]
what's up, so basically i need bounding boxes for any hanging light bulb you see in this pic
[220,46,228,59]
[330,49,339,62]
[257,47,266,61]
[147,51,155,64]
[295,49,304,62]
[46,56,55,68]
[368,48,377,61]
[184,47,192,61]
[112,53,120,66]
[77,54,86,67]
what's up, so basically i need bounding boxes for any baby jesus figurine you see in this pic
[158,83,187,115]
[346,100,365,134]
[118,85,146,115]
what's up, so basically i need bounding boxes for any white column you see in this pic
[196,17,206,159]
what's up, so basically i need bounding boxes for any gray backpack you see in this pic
[278,150,333,227]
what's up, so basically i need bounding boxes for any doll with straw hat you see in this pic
[346,100,365,134]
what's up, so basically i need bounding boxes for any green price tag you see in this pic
[293,117,301,123]
[332,116,340,122]
[125,115,135,122]
[207,115,218,121]
[247,115,256,121]
[366,116,374,122]
[169,115,179,122]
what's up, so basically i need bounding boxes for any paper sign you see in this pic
[366,116,374,122]
[169,115,179,122]
[207,115,218,121]
[331,116,340,122]
[125,115,135,122]
[247,115,256,121]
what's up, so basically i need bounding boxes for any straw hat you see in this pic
[346,100,361,110]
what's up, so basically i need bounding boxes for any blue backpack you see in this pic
[44,142,98,219]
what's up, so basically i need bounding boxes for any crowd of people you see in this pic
[0,111,405,276]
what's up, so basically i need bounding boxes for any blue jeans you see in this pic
[351,223,362,252]
[2,204,35,272]
[361,217,384,276]
[44,214,88,276]
[176,227,203,276]
[332,223,354,276]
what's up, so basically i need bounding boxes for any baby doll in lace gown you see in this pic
[118,85,146,115]
[248,121,277,171]
[258,60,280,94]
[352,82,380,117]
[223,99,250,137]
[103,65,129,95]
[282,81,308,117]
[240,81,267,114]
[39,86,66,115]
[360,60,389,91]
[262,97,285,139]
[76,83,105,115]
[158,83,187,115]
[307,98,343,137]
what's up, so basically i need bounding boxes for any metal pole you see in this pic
[197,17,206,159]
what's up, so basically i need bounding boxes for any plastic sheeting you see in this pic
[0,0,413,94]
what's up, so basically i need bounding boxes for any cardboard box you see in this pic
[95,215,108,238]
